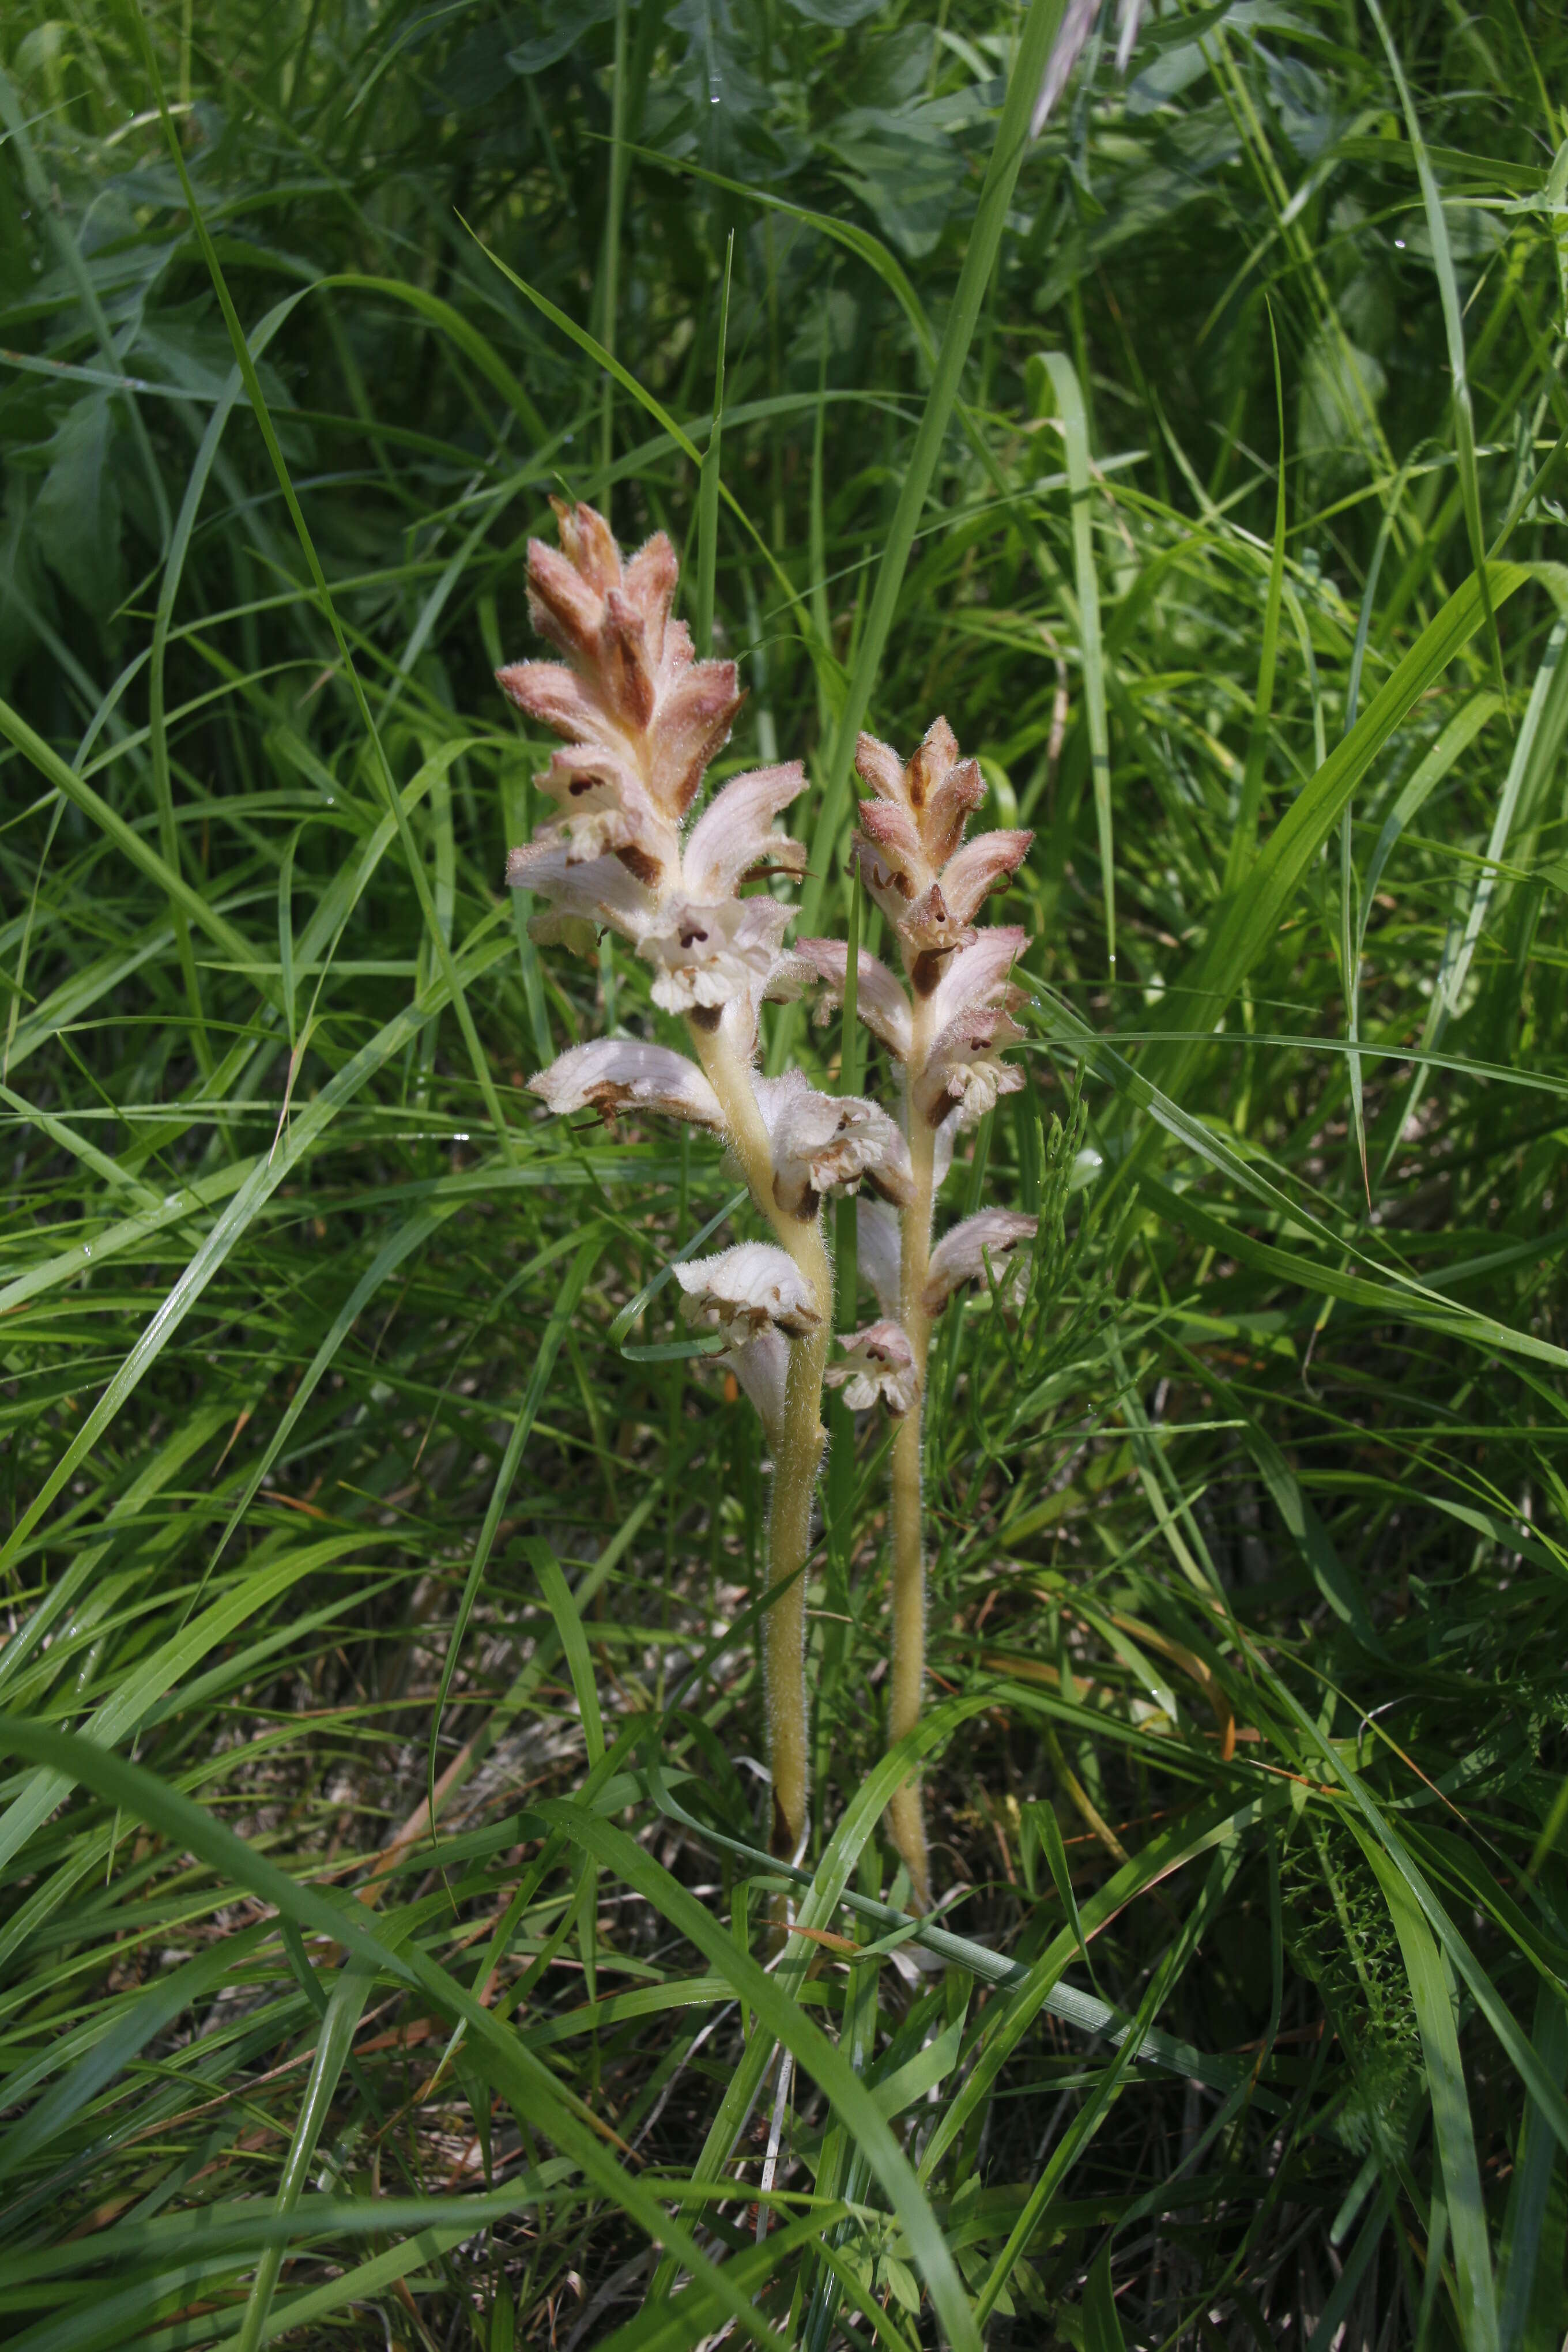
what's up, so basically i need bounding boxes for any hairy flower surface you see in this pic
[913,1004,1029,1132]
[849,719,1032,992]
[529,1039,723,1130]
[922,1209,1038,1314]
[826,1320,918,1416]
[674,1242,822,1343]
[754,1072,914,1217]
[500,502,806,1039]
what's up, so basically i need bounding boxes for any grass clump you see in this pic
[2,1,1568,2346]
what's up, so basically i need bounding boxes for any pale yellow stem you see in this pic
[889,993,938,1909]
[689,1015,831,1860]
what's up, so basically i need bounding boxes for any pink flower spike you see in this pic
[675,1242,821,1341]
[682,763,807,900]
[922,1211,1037,1316]
[794,940,913,1061]
[826,1321,918,1416]
[529,1039,723,1130]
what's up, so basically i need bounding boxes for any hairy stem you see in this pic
[890,994,938,1908]
[689,1015,831,1860]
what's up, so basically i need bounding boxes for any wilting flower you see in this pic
[1031,0,1148,133]
[753,1072,914,1218]
[528,1039,723,1130]
[826,1321,918,1416]
[674,1242,822,1344]
[922,1210,1038,1316]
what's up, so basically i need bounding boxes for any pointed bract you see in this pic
[857,1198,903,1320]
[939,829,1033,926]
[682,764,806,900]
[714,1325,790,1440]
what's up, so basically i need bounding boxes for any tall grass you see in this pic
[2,1,1567,2344]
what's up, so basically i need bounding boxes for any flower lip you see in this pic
[913,1005,1027,1131]
[674,1241,822,1341]
[826,1320,918,1415]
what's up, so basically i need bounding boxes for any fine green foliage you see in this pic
[2,1,1567,2346]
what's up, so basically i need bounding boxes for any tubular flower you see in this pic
[826,1321,918,1417]
[529,1039,723,1130]
[923,1210,1039,1316]
[674,1243,823,1345]
[753,1073,914,1218]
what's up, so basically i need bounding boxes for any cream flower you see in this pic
[638,895,795,1015]
[674,1242,822,1343]
[826,1321,918,1416]
[922,1210,1037,1315]
[753,1072,915,1218]
[529,1039,723,1130]
[911,1005,1028,1132]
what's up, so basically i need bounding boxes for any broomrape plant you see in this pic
[501,502,1034,1895]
